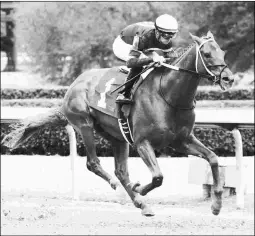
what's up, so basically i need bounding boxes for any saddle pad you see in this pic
[89,65,154,118]
[89,67,127,117]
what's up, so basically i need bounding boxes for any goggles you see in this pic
[158,30,177,39]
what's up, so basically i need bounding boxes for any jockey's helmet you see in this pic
[155,14,178,33]
[155,14,178,44]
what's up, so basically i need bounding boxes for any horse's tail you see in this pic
[2,108,68,150]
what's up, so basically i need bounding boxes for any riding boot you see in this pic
[116,68,142,103]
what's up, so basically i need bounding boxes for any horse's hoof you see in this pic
[142,207,155,217]
[211,190,222,215]
[110,179,119,190]
[211,199,222,215]
[131,181,141,192]
[211,205,221,215]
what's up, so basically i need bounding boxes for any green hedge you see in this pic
[1,99,254,108]
[1,123,254,157]
[1,88,67,99]
[1,87,254,100]
[2,99,63,108]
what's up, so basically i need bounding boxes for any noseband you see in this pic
[195,38,228,84]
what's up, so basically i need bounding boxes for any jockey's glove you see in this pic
[152,54,166,67]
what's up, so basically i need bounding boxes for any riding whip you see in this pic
[110,62,157,94]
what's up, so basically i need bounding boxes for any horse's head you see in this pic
[190,31,234,90]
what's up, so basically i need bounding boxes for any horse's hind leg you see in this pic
[80,123,118,189]
[65,108,117,190]
[175,134,223,216]
[112,139,154,216]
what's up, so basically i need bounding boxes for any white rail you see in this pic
[232,128,245,209]
[65,124,79,200]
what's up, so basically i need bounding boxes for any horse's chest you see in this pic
[138,114,194,149]
[151,126,191,145]
[133,101,195,148]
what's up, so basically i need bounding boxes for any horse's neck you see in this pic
[162,45,200,109]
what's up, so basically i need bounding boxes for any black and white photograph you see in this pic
[1,1,254,235]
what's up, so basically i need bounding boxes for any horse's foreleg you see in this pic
[113,140,154,216]
[133,139,163,196]
[176,134,223,215]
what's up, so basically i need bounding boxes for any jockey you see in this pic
[113,14,179,103]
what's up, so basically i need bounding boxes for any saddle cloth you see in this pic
[89,65,154,118]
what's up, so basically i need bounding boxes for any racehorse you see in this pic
[2,31,234,216]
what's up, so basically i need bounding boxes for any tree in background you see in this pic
[14,2,254,85]
[180,1,254,73]
[211,2,254,73]
[14,2,187,85]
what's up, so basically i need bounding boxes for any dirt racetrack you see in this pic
[1,155,254,235]
[1,191,254,235]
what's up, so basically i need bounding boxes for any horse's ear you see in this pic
[189,32,202,44]
[207,31,214,39]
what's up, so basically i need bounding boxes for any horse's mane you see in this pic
[171,35,210,65]
[171,42,196,65]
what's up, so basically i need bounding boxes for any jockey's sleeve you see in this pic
[126,54,153,68]
[126,33,153,68]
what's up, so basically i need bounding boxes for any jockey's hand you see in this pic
[152,54,166,67]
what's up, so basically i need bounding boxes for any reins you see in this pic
[161,38,227,83]
[159,37,228,110]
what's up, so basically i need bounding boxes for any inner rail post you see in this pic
[231,128,244,209]
[65,124,79,200]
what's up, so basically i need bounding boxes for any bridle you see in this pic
[158,37,229,110]
[195,38,228,85]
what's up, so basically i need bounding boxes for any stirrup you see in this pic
[116,94,133,104]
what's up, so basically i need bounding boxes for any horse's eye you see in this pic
[204,53,210,58]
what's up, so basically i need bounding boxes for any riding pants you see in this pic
[112,35,132,62]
